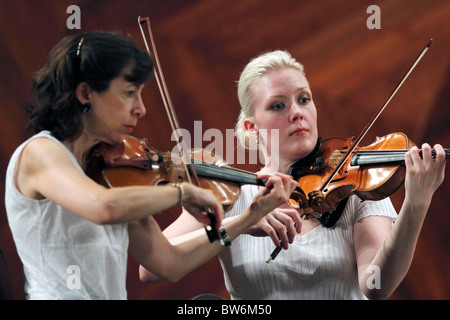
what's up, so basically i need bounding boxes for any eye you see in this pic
[269,101,285,111]
[298,94,311,105]
[126,90,136,97]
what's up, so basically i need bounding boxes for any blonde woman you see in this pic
[142,50,446,300]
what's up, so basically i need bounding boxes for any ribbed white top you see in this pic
[218,185,397,300]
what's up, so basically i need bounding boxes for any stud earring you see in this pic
[82,102,91,113]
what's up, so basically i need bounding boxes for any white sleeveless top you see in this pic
[5,131,129,300]
[218,185,397,300]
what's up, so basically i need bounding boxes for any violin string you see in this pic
[326,148,448,168]
[193,162,266,185]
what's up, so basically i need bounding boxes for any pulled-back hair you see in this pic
[235,50,305,149]
[27,31,153,141]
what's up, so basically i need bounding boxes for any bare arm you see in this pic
[129,212,248,283]
[137,211,236,283]
[354,144,446,299]
[16,137,223,225]
[131,173,299,283]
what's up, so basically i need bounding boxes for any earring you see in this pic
[82,102,91,113]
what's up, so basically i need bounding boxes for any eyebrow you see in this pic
[270,87,311,98]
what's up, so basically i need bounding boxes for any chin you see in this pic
[289,143,316,161]
[106,134,126,146]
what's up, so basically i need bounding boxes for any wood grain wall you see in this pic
[0,0,448,300]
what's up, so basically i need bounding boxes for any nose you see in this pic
[289,101,303,123]
[134,94,146,118]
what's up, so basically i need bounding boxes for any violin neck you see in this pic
[351,148,450,166]
[192,162,267,186]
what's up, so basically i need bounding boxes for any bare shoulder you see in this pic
[16,137,75,199]
[355,215,393,229]
[22,137,70,164]
[354,215,393,250]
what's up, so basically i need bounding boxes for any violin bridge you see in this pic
[329,150,344,169]
[161,152,173,174]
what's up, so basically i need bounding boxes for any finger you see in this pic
[408,146,424,174]
[278,173,300,193]
[273,173,295,197]
[264,174,282,189]
[186,187,224,229]
[421,143,432,168]
[255,185,270,198]
[261,220,283,247]
[286,222,297,243]
[264,172,291,188]
[433,144,446,163]
[258,172,298,198]
[264,176,284,200]
[207,201,224,230]
[290,179,300,193]
[409,146,422,165]
[266,216,289,249]
[256,173,275,180]
[186,209,210,225]
[404,149,413,169]
[198,189,224,229]
[280,208,302,233]
[272,210,298,243]
[433,144,447,185]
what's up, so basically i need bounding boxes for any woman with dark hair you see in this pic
[5,32,297,299]
[26,32,154,142]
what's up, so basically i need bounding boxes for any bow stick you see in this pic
[137,16,219,242]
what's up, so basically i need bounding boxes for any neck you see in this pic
[259,147,295,175]
[351,148,450,166]
[260,138,323,175]
[62,133,98,169]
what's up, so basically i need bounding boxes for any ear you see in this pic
[75,82,91,105]
[243,118,258,139]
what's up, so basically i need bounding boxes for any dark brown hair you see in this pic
[26,31,153,141]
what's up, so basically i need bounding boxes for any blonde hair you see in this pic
[235,50,305,149]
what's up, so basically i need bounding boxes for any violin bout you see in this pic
[86,135,241,211]
[289,132,416,219]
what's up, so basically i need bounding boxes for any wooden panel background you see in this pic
[0,0,448,300]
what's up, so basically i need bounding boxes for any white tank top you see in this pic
[218,185,397,299]
[5,131,129,299]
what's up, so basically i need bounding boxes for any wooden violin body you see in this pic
[87,135,265,211]
[289,132,449,220]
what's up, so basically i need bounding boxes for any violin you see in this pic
[86,18,445,261]
[86,16,269,243]
[287,132,450,219]
[87,134,266,213]
[266,39,449,262]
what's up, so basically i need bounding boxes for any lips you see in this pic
[124,125,135,134]
[289,127,308,136]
